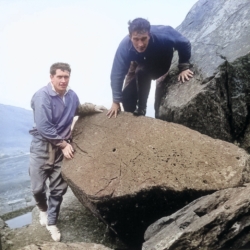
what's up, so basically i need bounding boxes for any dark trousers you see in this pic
[122,56,173,113]
[29,136,68,225]
[122,63,152,112]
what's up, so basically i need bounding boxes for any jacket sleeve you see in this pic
[110,38,131,103]
[31,92,66,148]
[76,102,97,116]
[166,26,192,71]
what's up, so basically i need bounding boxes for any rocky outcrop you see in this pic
[62,112,250,245]
[155,0,250,152]
[19,242,112,250]
[143,184,250,250]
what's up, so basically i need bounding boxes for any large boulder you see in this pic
[143,184,250,250]
[62,112,250,245]
[155,0,250,152]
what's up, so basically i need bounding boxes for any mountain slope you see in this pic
[0,104,33,157]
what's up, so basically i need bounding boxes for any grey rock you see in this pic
[143,184,250,250]
[0,218,5,230]
[62,112,250,244]
[18,242,112,250]
[156,0,250,152]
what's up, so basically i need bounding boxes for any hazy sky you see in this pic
[0,0,198,117]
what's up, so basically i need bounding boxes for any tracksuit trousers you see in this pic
[29,136,68,225]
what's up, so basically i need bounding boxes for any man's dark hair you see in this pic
[128,18,150,35]
[50,62,71,76]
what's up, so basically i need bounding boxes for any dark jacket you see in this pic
[110,25,191,103]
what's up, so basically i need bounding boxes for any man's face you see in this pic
[50,69,70,95]
[130,31,150,53]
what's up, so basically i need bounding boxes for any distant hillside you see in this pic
[0,104,33,158]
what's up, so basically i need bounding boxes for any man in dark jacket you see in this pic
[107,18,193,118]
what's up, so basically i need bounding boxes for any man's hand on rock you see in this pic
[62,143,74,159]
[178,69,194,83]
[107,102,120,118]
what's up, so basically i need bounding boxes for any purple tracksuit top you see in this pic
[29,83,80,146]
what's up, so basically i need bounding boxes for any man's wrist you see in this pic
[57,140,67,149]
[178,63,192,72]
[113,102,120,109]
[113,98,122,103]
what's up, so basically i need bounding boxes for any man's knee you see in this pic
[50,180,68,197]
[32,184,46,196]
[122,78,137,112]
[122,102,137,112]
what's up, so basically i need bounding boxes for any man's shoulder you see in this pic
[150,25,183,44]
[119,35,132,49]
[67,88,78,96]
[68,89,78,96]
[67,89,80,102]
[150,25,175,35]
[31,84,55,103]
[33,84,50,96]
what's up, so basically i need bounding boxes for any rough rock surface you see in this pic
[155,0,250,152]
[143,184,250,250]
[0,188,125,250]
[62,112,250,245]
[19,242,112,250]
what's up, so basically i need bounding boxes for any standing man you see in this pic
[29,62,105,242]
[107,18,193,118]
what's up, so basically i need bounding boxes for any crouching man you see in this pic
[29,62,106,241]
[107,17,193,118]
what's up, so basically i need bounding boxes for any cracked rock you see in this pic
[143,184,250,250]
[155,0,250,152]
[62,112,250,246]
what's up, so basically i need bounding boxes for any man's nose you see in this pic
[138,40,144,47]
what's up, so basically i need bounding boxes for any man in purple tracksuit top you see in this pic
[107,18,193,118]
[29,62,105,241]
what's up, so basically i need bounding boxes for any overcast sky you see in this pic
[0,0,198,117]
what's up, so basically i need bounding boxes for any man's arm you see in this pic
[108,37,131,118]
[76,103,107,116]
[31,93,74,158]
[32,94,64,145]
[165,26,193,83]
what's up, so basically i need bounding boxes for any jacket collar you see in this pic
[47,82,69,97]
